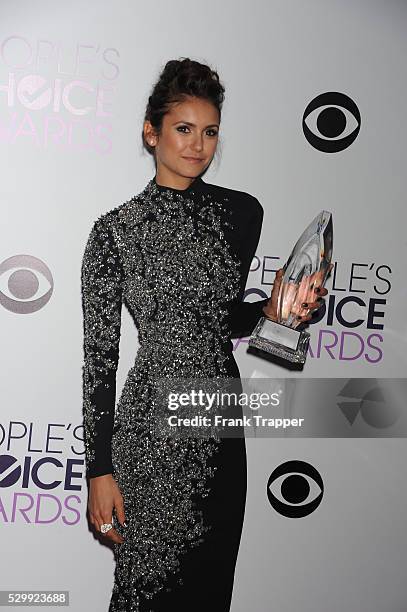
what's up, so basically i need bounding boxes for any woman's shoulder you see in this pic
[88,197,134,234]
[203,180,264,219]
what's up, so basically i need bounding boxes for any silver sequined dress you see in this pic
[81,174,268,611]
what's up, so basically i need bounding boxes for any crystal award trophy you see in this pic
[248,210,333,364]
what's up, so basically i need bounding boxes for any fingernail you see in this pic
[301,302,308,308]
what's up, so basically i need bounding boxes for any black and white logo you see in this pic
[303,92,361,152]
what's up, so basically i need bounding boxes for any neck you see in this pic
[155,168,198,191]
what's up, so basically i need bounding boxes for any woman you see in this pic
[81,58,328,611]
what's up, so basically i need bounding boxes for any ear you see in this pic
[143,120,156,146]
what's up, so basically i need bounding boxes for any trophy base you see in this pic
[248,316,310,364]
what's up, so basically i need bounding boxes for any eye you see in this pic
[176,126,219,137]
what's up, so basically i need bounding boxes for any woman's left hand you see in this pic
[262,264,334,323]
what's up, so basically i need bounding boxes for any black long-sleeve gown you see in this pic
[81,174,269,611]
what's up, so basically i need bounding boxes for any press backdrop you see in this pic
[1,1,407,610]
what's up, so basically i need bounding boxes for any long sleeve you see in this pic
[228,198,269,338]
[81,215,124,478]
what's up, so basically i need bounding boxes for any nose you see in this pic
[191,133,204,152]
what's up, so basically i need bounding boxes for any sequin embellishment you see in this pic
[81,177,243,611]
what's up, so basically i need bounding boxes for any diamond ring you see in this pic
[100,522,113,534]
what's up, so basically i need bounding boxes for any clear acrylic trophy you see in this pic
[248,210,333,364]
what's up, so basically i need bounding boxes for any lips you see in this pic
[183,156,204,161]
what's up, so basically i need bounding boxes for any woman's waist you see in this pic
[137,329,233,353]
[130,338,238,375]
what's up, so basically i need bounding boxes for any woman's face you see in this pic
[145,96,220,179]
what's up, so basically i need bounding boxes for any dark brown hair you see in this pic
[142,57,225,157]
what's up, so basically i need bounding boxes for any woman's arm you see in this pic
[81,214,124,479]
[228,197,270,338]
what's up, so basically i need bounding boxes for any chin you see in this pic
[180,162,198,169]
[179,166,204,177]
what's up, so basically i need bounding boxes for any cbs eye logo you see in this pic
[267,460,324,518]
[0,254,53,314]
[303,92,361,152]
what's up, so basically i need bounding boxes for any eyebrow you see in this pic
[172,121,219,128]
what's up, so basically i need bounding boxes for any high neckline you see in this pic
[151,173,205,195]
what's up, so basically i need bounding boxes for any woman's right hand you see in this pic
[88,474,126,544]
